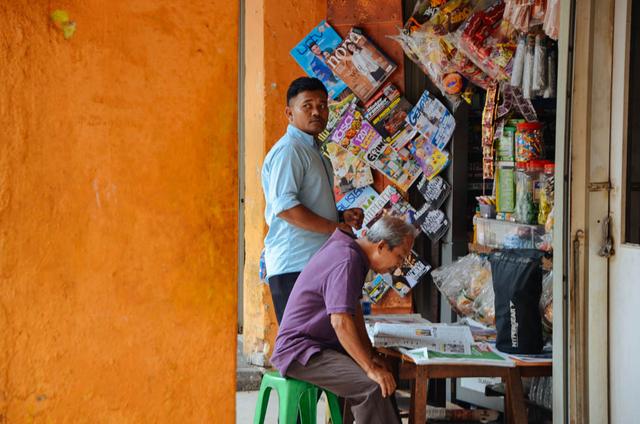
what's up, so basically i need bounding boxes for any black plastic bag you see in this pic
[489,249,545,354]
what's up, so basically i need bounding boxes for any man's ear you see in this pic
[377,240,387,253]
[285,105,294,123]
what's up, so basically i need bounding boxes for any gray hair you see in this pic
[365,216,417,249]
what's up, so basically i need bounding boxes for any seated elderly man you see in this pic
[270,216,416,424]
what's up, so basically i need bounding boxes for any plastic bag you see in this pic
[473,282,496,326]
[456,0,518,82]
[539,270,553,332]
[490,249,545,354]
[543,0,560,40]
[432,254,493,318]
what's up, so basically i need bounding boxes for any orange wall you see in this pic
[0,1,238,422]
[243,0,327,361]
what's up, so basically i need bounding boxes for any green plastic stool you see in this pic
[253,371,343,424]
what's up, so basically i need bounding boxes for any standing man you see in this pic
[261,77,363,324]
[270,216,417,424]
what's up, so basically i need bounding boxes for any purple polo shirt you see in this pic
[270,229,370,376]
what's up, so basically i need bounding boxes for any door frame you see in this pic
[561,0,616,422]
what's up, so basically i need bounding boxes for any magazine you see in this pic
[417,175,451,209]
[290,21,348,100]
[364,185,417,230]
[325,28,397,102]
[318,92,358,143]
[323,142,373,194]
[415,204,450,242]
[408,135,450,180]
[364,134,423,191]
[336,185,378,212]
[400,343,515,367]
[363,274,391,304]
[364,83,416,152]
[329,104,380,159]
[379,250,431,297]
[406,89,456,150]
[330,105,423,191]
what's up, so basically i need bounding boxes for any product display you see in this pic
[515,121,544,162]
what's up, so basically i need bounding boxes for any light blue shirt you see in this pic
[262,125,338,278]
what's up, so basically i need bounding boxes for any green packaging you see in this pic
[496,163,516,213]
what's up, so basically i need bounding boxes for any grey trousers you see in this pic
[286,349,401,424]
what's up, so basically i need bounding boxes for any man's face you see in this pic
[310,44,322,56]
[286,90,329,136]
[369,235,414,275]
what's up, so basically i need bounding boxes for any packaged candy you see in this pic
[543,0,560,40]
[515,121,544,162]
[496,162,516,213]
[514,161,537,224]
[544,48,557,98]
[457,0,518,82]
[538,163,555,225]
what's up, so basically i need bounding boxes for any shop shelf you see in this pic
[474,217,546,250]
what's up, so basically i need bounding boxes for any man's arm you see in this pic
[331,312,396,397]
[278,205,351,234]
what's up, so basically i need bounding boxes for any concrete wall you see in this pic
[0,1,238,422]
[242,0,327,363]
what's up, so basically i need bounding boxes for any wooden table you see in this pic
[377,347,552,424]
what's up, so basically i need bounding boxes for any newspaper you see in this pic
[365,314,431,346]
[290,21,348,100]
[372,323,474,350]
[400,343,515,367]
[325,27,397,102]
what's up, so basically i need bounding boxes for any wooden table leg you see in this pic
[409,367,428,424]
[505,367,527,424]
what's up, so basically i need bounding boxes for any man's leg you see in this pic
[267,272,300,324]
[286,350,401,424]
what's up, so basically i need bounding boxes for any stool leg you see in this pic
[299,388,318,424]
[279,387,301,424]
[323,391,343,424]
[253,385,272,424]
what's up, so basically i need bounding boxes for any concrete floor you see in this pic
[236,391,328,424]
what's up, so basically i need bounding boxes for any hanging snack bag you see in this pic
[456,0,518,82]
[490,249,545,354]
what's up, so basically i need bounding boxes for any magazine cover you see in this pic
[325,28,397,102]
[364,135,423,191]
[408,135,450,180]
[415,204,450,241]
[364,185,417,230]
[417,175,451,209]
[329,104,379,159]
[336,185,378,212]
[323,142,374,194]
[380,250,431,297]
[363,275,391,304]
[364,83,417,152]
[318,92,358,143]
[290,21,348,100]
[406,89,456,150]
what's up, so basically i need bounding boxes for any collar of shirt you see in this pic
[287,124,318,148]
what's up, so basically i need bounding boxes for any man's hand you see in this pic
[372,352,393,372]
[343,208,364,230]
[337,222,354,233]
[365,364,397,398]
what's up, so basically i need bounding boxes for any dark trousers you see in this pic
[287,350,402,424]
[267,272,300,324]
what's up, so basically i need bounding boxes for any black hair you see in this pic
[286,77,328,105]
